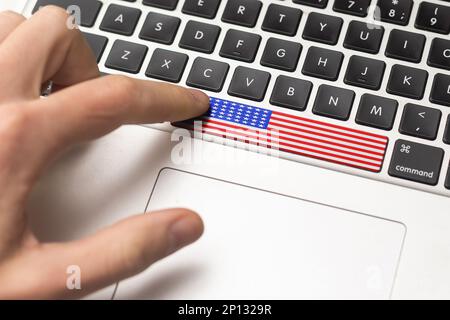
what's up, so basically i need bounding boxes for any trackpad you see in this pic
[114,169,405,299]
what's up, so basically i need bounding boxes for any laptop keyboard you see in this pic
[29,0,450,196]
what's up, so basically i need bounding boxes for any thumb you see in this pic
[0,209,203,299]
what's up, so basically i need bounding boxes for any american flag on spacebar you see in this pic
[175,97,389,172]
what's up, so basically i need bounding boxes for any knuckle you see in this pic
[0,108,32,139]
[119,240,150,274]
[106,75,138,107]
[85,76,138,122]
[110,75,138,96]
[0,106,34,156]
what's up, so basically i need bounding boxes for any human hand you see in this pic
[0,7,209,299]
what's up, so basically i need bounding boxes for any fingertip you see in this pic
[167,208,204,254]
[188,89,210,114]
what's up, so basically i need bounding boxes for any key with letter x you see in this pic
[146,49,188,83]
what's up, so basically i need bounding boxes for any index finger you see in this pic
[25,75,209,175]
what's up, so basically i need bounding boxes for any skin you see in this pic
[0,7,210,299]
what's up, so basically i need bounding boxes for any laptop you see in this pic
[13,0,450,299]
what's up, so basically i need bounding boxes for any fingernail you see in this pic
[189,89,210,109]
[169,215,204,253]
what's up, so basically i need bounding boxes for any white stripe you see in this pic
[271,113,388,144]
[269,119,387,151]
[204,120,385,161]
[196,125,382,170]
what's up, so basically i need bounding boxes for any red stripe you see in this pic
[178,123,381,172]
[268,120,386,151]
[271,110,388,140]
[270,116,386,146]
[206,118,386,151]
[189,123,382,167]
[202,123,384,163]
[276,129,385,157]
[278,147,381,173]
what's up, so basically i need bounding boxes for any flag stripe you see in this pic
[203,124,382,166]
[207,117,385,155]
[179,124,382,172]
[271,110,388,140]
[270,115,387,145]
[268,120,386,151]
[174,97,389,173]
[201,122,384,163]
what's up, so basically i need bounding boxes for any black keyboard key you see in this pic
[186,57,229,92]
[375,0,413,26]
[145,49,188,83]
[343,21,384,54]
[179,21,221,53]
[302,12,343,45]
[228,67,271,101]
[302,46,344,81]
[82,32,108,63]
[333,0,371,17]
[105,40,148,74]
[444,115,450,145]
[143,0,178,10]
[100,4,141,36]
[139,12,181,45]
[415,2,450,34]
[270,76,313,111]
[313,85,355,120]
[428,38,450,70]
[344,55,385,90]
[222,0,262,27]
[261,4,303,36]
[387,65,428,100]
[446,164,450,189]
[182,0,221,19]
[356,94,398,130]
[444,115,450,144]
[385,29,426,63]
[389,140,444,186]
[293,0,328,9]
[219,29,261,62]
[33,0,102,27]
[399,104,442,140]
[430,73,450,107]
[260,38,302,71]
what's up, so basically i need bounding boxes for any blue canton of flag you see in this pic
[208,98,272,130]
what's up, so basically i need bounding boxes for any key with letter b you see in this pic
[270,76,313,111]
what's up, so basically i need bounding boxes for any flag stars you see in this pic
[207,97,272,130]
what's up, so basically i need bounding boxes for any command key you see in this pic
[389,140,444,186]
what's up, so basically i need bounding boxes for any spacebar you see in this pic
[174,97,389,173]
[33,0,103,27]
